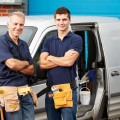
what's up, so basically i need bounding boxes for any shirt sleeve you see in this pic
[41,37,50,53]
[22,41,34,65]
[70,34,83,54]
[0,36,13,63]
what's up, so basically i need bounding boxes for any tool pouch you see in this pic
[4,93,20,112]
[53,83,73,109]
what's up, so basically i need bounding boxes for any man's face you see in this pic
[7,15,25,38]
[55,14,70,32]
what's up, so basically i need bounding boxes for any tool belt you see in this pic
[0,85,38,112]
[53,83,73,109]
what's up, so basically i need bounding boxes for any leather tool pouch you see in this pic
[53,83,73,109]
[4,93,20,112]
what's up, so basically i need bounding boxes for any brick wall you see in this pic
[0,4,24,16]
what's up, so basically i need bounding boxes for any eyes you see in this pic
[13,23,24,27]
[56,18,68,22]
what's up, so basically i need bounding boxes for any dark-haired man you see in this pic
[40,7,82,120]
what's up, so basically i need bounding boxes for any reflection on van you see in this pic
[1,15,120,120]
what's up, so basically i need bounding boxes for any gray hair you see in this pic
[8,11,25,23]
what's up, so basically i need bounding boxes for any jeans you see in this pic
[4,94,34,120]
[45,89,77,120]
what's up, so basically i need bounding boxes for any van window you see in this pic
[0,25,37,46]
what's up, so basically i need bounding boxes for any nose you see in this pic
[16,25,23,31]
[59,20,64,24]
[16,24,21,28]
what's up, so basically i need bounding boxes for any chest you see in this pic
[49,38,73,57]
[8,42,28,60]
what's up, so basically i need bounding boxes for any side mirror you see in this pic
[36,61,47,79]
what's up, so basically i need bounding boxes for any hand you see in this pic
[46,55,53,61]
[29,91,38,107]
[64,49,76,57]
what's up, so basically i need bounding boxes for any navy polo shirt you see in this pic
[0,32,33,86]
[41,31,82,88]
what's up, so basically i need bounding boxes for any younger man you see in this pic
[40,7,82,120]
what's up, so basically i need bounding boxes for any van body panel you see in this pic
[99,22,120,68]
[30,26,57,57]
[99,22,120,118]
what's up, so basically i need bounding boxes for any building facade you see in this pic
[0,0,28,16]
[0,0,120,18]
[28,0,120,18]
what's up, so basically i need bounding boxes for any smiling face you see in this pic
[7,14,25,40]
[55,14,70,33]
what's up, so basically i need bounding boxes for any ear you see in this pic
[7,21,10,28]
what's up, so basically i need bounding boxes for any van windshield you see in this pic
[0,25,37,46]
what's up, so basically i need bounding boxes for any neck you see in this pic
[9,33,18,45]
[58,29,69,40]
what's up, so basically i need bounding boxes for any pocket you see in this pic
[53,92,67,106]
[66,91,72,101]
[4,93,20,112]
[4,99,20,112]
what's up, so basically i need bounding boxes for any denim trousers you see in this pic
[4,94,35,120]
[45,89,77,120]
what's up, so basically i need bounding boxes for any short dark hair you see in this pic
[54,7,71,20]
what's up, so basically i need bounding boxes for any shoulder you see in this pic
[0,34,8,44]
[70,32,82,44]
[46,35,55,40]
[19,39,28,46]
[71,32,82,40]
[0,34,6,40]
[44,35,55,44]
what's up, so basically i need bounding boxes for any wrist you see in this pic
[47,55,53,61]
[26,61,29,66]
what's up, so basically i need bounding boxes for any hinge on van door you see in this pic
[111,71,119,76]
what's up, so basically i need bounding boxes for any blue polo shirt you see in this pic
[0,32,33,86]
[41,31,82,88]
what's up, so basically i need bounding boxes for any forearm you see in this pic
[19,65,34,76]
[5,58,29,71]
[47,51,79,67]
[40,52,58,69]
[40,59,57,69]
[47,56,71,67]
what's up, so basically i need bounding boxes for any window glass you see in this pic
[0,25,37,46]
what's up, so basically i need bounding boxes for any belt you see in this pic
[0,85,31,96]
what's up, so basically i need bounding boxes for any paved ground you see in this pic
[35,112,47,120]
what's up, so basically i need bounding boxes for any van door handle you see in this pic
[111,71,119,76]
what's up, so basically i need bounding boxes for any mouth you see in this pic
[15,30,22,34]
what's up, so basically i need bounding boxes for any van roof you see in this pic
[0,15,119,27]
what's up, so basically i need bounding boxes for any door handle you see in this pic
[111,71,119,76]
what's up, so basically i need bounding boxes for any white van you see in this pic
[0,15,120,120]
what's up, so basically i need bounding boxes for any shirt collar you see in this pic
[5,31,23,45]
[54,31,72,40]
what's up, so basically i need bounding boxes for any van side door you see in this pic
[99,22,120,119]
